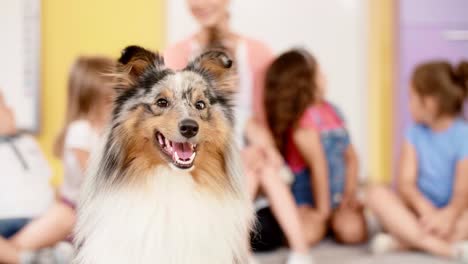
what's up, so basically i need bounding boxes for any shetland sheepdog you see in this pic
[73,46,252,264]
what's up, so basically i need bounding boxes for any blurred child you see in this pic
[0,90,52,239]
[0,56,115,264]
[264,49,368,246]
[245,123,314,264]
[367,61,468,261]
[0,92,25,241]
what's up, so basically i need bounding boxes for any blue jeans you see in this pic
[0,218,30,238]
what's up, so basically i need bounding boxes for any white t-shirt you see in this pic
[60,120,99,204]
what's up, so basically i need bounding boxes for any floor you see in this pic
[255,241,456,264]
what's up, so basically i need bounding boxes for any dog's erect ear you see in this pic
[115,45,165,91]
[186,50,236,91]
[186,50,237,123]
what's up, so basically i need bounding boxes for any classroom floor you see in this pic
[255,240,456,264]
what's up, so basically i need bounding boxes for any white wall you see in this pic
[0,0,40,132]
[166,0,369,177]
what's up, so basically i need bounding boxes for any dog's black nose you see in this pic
[179,119,199,138]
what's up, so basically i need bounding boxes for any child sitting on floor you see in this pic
[0,56,115,264]
[367,61,468,261]
[264,49,368,246]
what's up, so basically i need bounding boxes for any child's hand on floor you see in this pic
[420,207,457,240]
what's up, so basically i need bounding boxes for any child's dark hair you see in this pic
[412,61,468,117]
[264,49,318,152]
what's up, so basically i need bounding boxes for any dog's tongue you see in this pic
[173,142,193,160]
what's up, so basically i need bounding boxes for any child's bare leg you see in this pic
[298,206,327,246]
[331,207,368,244]
[367,185,454,258]
[451,210,468,242]
[246,169,261,200]
[0,237,20,264]
[258,165,309,253]
[11,201,76,250]
[242,147,262,199]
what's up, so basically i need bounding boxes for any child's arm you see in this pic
[420,158,468,239]
[293,127,331,219]
[398,141,437,217]
[341,144,359,208]
[65,121,95,174]
[446,159,468,217]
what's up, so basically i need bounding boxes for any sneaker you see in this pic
[286,251,315,264]
[370,233,399,255]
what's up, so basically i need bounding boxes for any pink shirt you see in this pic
[286,102,346,173]
[164,35,273,124]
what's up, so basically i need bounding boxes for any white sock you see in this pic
[453,241,468,263]
[19,251,37,264]
[370,233,399,254]
[52,242,75,263]
[286,251,315,264]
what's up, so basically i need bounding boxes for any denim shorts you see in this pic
[291,169,315,206]
[0,218,30,238]
[291,168,345,209]
[290,104,350,208]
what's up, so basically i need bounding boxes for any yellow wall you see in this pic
[39,0,165,185]
[38,0,395,185]
[368,0,395,183]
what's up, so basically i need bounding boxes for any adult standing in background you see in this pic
[164,1,313,263]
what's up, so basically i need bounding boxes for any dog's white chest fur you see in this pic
[74,166,250,264]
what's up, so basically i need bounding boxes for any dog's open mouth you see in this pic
[155,132,197,169]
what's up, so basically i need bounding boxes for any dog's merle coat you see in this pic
[73,46,252,264]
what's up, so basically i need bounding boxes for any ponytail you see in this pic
[455,61,468,99]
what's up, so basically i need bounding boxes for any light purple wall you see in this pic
[400,0,468,26]
[394,0,468,177]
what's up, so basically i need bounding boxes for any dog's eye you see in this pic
[156,98,169,108]
[195,101,206,110]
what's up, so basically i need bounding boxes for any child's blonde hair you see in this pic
[54,56,115,157]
